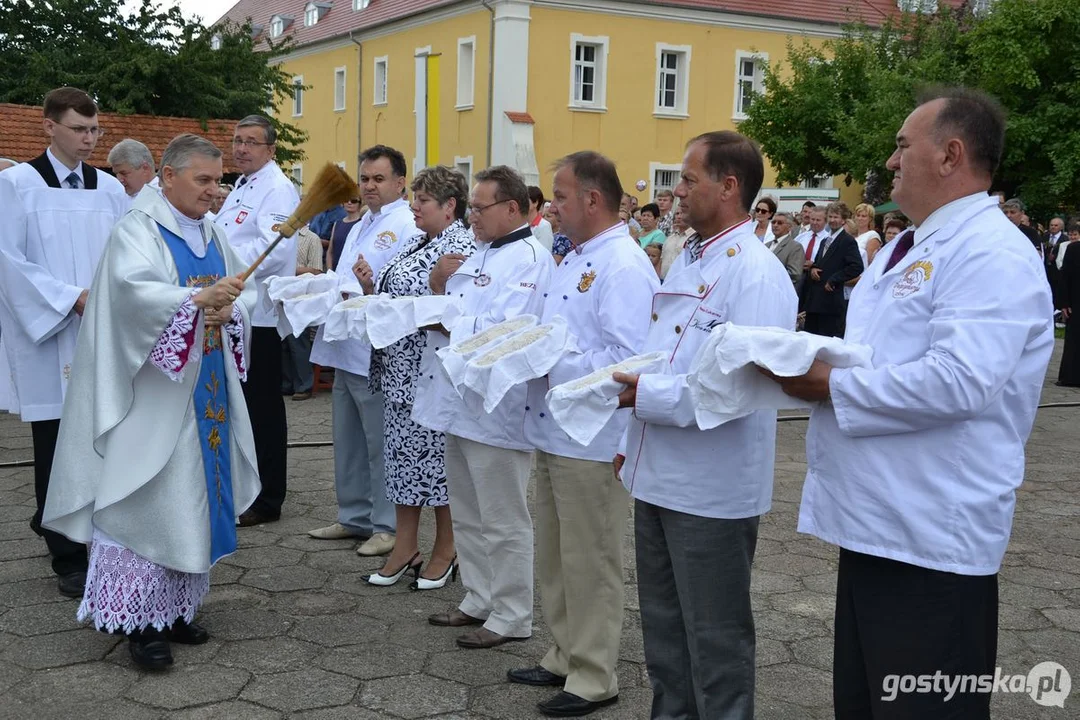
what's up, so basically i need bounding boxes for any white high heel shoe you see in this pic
[363,552,422,587]
[411,555,459,591]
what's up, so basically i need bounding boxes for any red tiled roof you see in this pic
[0,103,238,167]
[505,111,536,124]
[216,0,945,51]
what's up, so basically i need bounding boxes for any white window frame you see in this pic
[210,34,222,50]
[270,15,285,38]
[373,56,388,106]
[733,50,767,121]
[456,36,476,110]
[354,0,371,9]
[898,0,936,12]
[454,155,474,184]
[568,34,609,112]
[648,162,683,200]
[654,43,692,118]
[333,66,347,111]
[291,75,304,117]
[291,164,303,188]
[304,3,318,26]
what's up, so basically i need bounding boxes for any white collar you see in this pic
[913,192,988,248]
[47,146,82,185]
[368,197,409,219]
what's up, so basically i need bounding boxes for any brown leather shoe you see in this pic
[427,609,484,627]
[237,510,279,527]
[456,627,530,649]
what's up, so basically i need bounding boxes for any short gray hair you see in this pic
[773,211,795,225]
[1003,197,1025,212]
[236,114,276,145]
[160,134,222,176]
[107,139,154,171]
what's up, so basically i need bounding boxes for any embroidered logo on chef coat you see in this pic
[63,363,72,380]
[374,230,398,250]
[892,260,933,299]
[235,210,248,224]
[474,273,492,287]
[690,317,723,334]
[577,270,597,293]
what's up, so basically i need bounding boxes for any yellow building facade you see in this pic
[257,0,860,209]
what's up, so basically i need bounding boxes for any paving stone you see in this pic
[208,563,246,586]
[0,659,30,694]
[169,701,283,719]
[289,613,390,647]
[277,534,360,552]
[360,674,468,718]
[267,589,360,616]
[1000,566,1080,590]
[469,682,554,719]
[757,663,833,708]
[4,697,162,720]
[220,545,304,569]
[240,668,360,711]
[197,608,293,641]
[426,647,527,686]
[755,552,835,577]
[1042,606,1080,633]
[750,569,804,594]
[0,504,33,522]
[0,576,72,608]
[304,548,370,573]
[125,663,250,710]
[0,598,85,635]
[0,537,49,561]
[790,635,834,672]
[199,582,272,613]
[289,707,386,720]
[313,642,428,679]
[999,602,1054,630]
[240,565,329,592]
[769,591,836,621]
[5,661,136,705]
[756,637,792,667]
[1,628,122,669]
[0,556,55,583]
[235,528,281,548]
[757,610,830,642]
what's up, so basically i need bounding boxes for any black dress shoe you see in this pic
[166,619,210,645]
[537,691,618,717]
[128,628,174,670]
[237,510,280,527]
[57,571,86,599]
[507,666,566,687]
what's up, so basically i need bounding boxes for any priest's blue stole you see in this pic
[157,223,236,565]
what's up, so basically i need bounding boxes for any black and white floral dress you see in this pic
[369,219,475,506]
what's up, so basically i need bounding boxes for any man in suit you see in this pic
[800,202,862,337]
[1002,198,1043,254]
[766,212,804,287]
[1045,216,1066,311]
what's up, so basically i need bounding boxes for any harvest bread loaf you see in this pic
[452,316,536,355]
[473,325,554,367]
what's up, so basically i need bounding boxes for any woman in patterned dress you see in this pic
[358,165,475,588]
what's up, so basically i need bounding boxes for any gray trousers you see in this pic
[635,500,759,720]
[332,370,394,535]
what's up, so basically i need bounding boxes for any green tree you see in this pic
[739,0,1080,218]
[0,0,306,164]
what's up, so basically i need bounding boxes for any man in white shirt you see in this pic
[0,87,128,598]
[217,115,301,526]
[767,88,1053,719]
[614,131,797,720]
[418,165,554,649]
[107,138,156,197]
[307,145,417,557]
[508,152,659,718]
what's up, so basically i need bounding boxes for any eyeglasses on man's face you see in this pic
[468,198,511,215]
[232,138,272,148]
[56,123,104,138]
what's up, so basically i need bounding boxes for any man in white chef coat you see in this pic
[0,87,128,597]
[767,87,1053,718]
[307,145,417,557]
[613,131,798,720]
[509,152,659,718]
[416,165,554,649]
[217,115,300,526]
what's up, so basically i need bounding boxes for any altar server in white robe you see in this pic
[0,157,18,415]
[43,134,260,671]
[217,114,300,527]
[766,89,1053,719]
[0,87,128,598]
[614,132,798,720]
[510,152,659,719]
[416,165,554,649]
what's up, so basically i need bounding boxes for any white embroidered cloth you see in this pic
[460,316,577,413]
[266,271,357,338]
[437,315,539,391]
[366,295,463,350]
[688,323,874,429]
[547,351,670,446]
[322,294,384,342]
[78,529,209,634]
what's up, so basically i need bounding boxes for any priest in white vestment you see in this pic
[43,134,261,671]
[0,88,128,598]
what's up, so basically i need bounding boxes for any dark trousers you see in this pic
[281,331,314,394]
[834,549,997,720]
[635,500,759,720]
[804,311,844,338]
[242,326,288,517]
[30,420,88,576]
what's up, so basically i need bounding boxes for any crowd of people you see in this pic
[0,83,1061,720]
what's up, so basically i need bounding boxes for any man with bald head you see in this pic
[766,87,1052,718]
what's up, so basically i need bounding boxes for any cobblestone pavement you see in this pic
[0,343,1077,719]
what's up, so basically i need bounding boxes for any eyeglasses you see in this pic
[346,198,361,203]
[754,207,771,215]
[56,123,104,138]
[232,138,272,148]
[468,199,511,215]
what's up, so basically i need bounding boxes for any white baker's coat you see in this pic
[621,220,798,519]
[413,229,554,450]
[524,223,660,462]
[217,161,300,327]
[0,162,128,421]
[309,199,418,377]
[800,193,1054,575]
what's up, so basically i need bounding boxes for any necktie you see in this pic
[65,172,82,189]
[884,230,915,272]
[804,232,817,261]
[815,235,831,262]
[238,176,248,187]
[687,235,704,264]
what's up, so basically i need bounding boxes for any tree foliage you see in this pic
[0,0,306,164]
[739,0,1080,218]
